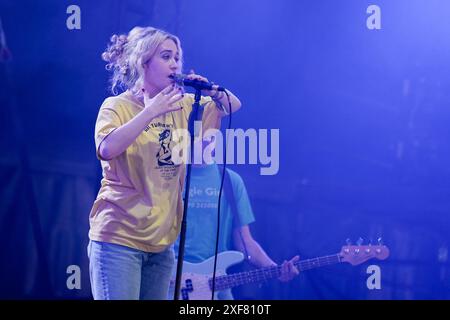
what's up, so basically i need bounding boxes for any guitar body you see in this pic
[170,251,244,300]
[168,244,389,300]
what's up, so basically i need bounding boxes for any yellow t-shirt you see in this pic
[89,92,224,252]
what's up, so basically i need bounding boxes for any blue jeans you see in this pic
[88,240,174,300]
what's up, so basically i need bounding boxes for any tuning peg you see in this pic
[377,237,383,245]
[346,238,352,246]
[356,237,363,246]
[366,239,372,253]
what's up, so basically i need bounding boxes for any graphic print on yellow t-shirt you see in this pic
[156,129,174,166]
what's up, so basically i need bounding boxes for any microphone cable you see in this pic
[211,90,233,300]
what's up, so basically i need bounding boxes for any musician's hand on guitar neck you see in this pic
[278,255,300,282]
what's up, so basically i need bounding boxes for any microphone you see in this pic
[169,74,226,92]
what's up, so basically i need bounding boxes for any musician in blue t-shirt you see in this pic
[173,163,299,300]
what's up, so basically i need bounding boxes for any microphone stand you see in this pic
[173,88,202,300]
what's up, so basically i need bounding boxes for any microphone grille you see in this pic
[169,73,186,85]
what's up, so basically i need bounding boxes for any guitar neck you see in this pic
[211,254,342,291]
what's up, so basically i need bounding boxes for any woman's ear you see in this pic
[142,58,150,69]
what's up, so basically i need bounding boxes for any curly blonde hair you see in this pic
[102,26,183,95]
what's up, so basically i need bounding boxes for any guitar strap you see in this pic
[219,165,251,261]
[219,165,239,224]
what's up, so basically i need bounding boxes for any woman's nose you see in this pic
[170,58,178,68]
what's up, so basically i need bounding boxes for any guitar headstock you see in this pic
[339,239,390,266]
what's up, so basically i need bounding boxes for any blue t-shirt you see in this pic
[174,164,255,263]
